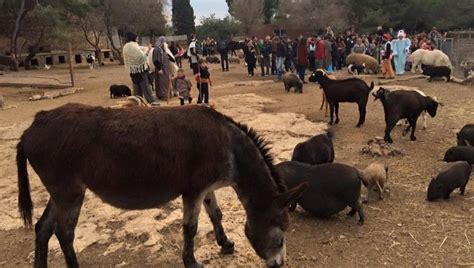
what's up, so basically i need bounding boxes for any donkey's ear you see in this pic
[275,183,309,208]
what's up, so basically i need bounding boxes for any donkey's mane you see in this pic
[223,114,287,193]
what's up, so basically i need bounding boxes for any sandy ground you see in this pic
[0,62,473,267]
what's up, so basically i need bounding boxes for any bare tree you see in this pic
[77,8,105,64]
[231,0,264,33]
[279,0,350,34]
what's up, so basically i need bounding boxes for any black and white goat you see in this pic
[309,69,374,127]
[372,87,441,143]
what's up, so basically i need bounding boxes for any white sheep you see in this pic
[361,162,388,202]
[410,49,452,73]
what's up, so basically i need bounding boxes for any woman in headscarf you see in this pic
[152,36,171,100]
[391,30,411,75]
[122,32,159,105]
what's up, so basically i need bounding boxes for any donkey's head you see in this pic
[244,183,307,267]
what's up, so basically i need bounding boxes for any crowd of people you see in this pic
[121,26,448,107]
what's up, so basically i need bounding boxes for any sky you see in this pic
[190,0,229,25]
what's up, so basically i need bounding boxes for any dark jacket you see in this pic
[276,42,287,57]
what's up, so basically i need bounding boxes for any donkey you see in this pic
[17,103,306,268]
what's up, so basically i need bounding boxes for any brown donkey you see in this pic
[17,103,306,268]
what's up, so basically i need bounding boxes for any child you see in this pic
[195,59,212,105]
[172,68,192,105]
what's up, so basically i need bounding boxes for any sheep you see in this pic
[228,56,240,64]
[372,87,440,143]
[361,163,388,202]
[283,72,303,93]
[309,69,374,127]
[410,49,452,73]
[346,54,381,74]
[291,130,334,165]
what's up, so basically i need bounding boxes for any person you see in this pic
[275,37,287,80]
[307,37,316,71]
[345,31,355,57]
[323,36,332,71]
[195,58,212,105]
[296,37,308,82]
[271,36,279,75]
[391,30,411,75]
[122,31,159,105]
[284,38,295,72]
[352,38,366,54]
[175,43,185,68]
[217,37,229,72]
[422,40,433,50]
[381,35,395,79]
[187,34,199,74]
[172,68,193,105]
[315,36,325,70]
[336,37,346,70]
[325,26,334,38]
[152,36,171,100]
[86,54,95,70]
[245,42,257,77]
[260,36,272,76]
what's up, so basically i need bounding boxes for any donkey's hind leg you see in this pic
[203,191,234,254]
[54,190,85,268]
[182,194,205,268]
[34,200,57,268]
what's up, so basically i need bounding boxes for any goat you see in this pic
[309,69,373,127]
[372,87,440,143]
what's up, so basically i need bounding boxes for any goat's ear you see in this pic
[275,183,309,208]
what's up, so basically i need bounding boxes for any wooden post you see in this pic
[68,42,75,87]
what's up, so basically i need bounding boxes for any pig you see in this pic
[457,124,474,146]
[421,64,451,82]
[275,161,365,225]
[427,161,471,201]
[361,163,388,202]
[110,85,132,99]
[443,146,474,165]
[283,72,303,93]
[291,131,334,165]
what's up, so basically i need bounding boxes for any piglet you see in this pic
[443,146,474,165]
[275,161,365,225]
[421,65,451,82]
[457,124,474,146]
[427,161,471,201]
[291,131,334,165]
[361,162,388,202]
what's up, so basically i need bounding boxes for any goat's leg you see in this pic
[325,99,329,117]
[422,111,427,130]
[356,100,367,127]
[34,200,57,268]
[182,194,205,268]
[320,90,325,110]
[409,117,417,141]
[328,102,335,125]
[203,191,234,254]
[384,118,397,143]
[334,102,340,124]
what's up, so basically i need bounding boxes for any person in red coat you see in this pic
[315,36,326,70]
[296,37,309,82]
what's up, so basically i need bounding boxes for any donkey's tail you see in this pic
[17,141,33,229]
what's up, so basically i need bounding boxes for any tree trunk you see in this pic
[10,0,27,71]
[24,28,45,70]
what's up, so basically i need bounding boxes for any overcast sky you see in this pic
[190,0,229,25]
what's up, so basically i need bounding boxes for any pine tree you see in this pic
[172,0,195,37]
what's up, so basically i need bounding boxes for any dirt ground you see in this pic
[0,62,473,267]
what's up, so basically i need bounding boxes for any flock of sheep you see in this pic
[277,50,473,225]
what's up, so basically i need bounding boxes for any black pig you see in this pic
[444,146,474,165]
[457,124,474,146]
[427,161,471,201]
[421,65,451,82]
[275,161,365,225]
[110,85,132,99]
[291,131,334,165]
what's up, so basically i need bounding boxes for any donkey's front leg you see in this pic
[203,191,234,254]
[182,195,204,268]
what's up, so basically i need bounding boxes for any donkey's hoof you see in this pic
[220,240,235,255]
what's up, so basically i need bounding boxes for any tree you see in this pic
[231,0,264,33]
[263,0,278,24]
[172,0,195,37]
[196,14,243,40]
